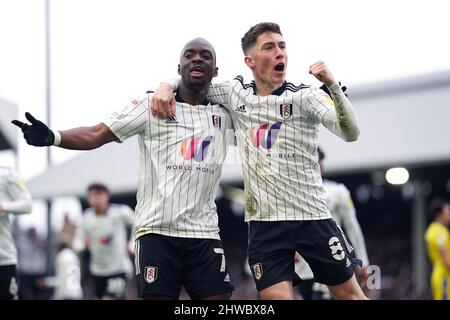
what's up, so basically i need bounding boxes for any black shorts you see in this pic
[0,265,19,300]
[248,219,359,291]
[92,273,127,299]
[135,233,234,299]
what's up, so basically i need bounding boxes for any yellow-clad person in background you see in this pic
[425,198,450,300]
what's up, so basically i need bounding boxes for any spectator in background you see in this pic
[424,198,450,300]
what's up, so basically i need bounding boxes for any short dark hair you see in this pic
[318,147,325,161]
[241,22,282,54]
[87,183,109,194]
[429,198,448,220]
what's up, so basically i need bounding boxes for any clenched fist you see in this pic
[309,61,336,87]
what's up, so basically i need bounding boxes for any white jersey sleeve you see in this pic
[305,84,359,142]
[334,184,369,266]
[207,82,237,146]
[103,97,149,142]
[118,204,135,227]
[0,169,32,215]
[207,81,232,107]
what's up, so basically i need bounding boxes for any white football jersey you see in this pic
[207,77,359,222]
[53,248,83,300]
[0,167,32,266]
[73,204,134,276]
[104,94,233,240]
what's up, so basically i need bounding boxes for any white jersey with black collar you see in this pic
[207,77,359,222]
[103,94,233,241]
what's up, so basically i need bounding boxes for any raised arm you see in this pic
[308,61,360,142]
[12,112,118,150]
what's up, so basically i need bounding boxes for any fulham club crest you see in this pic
[251,263,263,281]
[212,115,222,129]
[279,104,293,119]
[144,266,158,283]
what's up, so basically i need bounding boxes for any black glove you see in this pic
[320,82,348,100]
[11,112,55,147]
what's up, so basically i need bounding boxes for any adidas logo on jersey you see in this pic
[235,105,246,113]
[166,116,178,124]
[224,273,230,282]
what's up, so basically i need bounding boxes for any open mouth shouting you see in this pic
[274,62,285,73]
[191,65,205,78]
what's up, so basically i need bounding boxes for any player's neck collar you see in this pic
[175,90,210,106]
[252,81,287,96]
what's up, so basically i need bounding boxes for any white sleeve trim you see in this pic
[53,130,62,146]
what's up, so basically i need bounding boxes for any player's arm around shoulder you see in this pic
[150,81,178,119]
[150,78,233,119]
[208,79,232,107]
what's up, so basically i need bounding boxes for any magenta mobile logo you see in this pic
[181,136,214,162]
[99,234,113,246]
[250,122,282,149]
